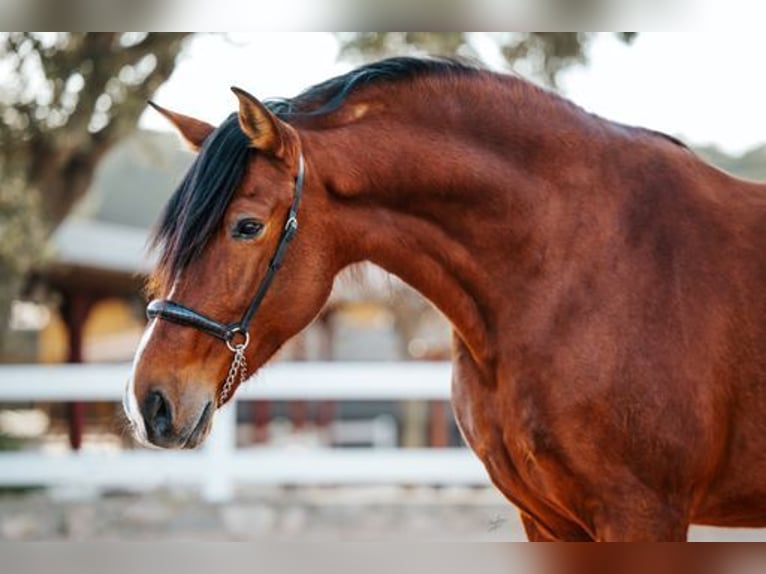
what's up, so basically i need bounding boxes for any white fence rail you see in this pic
[0,362,490,500]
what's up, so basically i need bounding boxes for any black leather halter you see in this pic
[146,154,305,348]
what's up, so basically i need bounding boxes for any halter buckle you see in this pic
[225,328,250,352]
[284,216,298,240]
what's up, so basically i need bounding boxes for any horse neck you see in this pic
[302,81,612,369]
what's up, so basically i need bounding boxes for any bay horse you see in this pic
[124,57,766,541]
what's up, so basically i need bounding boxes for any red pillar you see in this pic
[289,332,309,432]
[251,401,271,444]
[289,401,310,431]
[60,292,95,451]
[316,401,336,430]
[315,311,336,438]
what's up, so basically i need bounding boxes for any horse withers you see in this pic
[125,58,766,541]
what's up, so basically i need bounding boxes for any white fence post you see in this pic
[201,401,237,502]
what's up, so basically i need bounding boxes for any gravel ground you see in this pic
[1,486,765,541]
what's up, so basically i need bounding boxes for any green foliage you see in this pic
[0,173,45,278]
[0,33,189,226]
[696,144,766,183]
[0,431,25,451]
[0,170,46,345]
[0,33,189,349]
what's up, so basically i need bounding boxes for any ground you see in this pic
[1,486,765,541]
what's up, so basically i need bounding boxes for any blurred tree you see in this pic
[338,32,637,88]
[0,32,190,349]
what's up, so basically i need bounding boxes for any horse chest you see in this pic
[450,343,593,536]
[450,339,547,481]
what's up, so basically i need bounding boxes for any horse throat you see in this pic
[322,154,523,373]
[352,210,499,372]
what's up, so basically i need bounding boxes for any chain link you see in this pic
[218,344,248,406]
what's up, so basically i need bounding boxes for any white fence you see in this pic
[0,362,490,500]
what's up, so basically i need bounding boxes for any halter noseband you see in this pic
[146,154,305,403]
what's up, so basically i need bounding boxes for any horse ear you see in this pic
[147,101,214,152]
[231,86,288,157]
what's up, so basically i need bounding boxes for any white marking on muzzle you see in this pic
[123,317,158,445]
[125,281,179,445]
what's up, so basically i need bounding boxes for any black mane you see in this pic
[265,56,481,119]
[151,57,482,283]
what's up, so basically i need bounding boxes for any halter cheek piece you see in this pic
[146,154,305,405]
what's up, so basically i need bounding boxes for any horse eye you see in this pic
[233,219,264,239]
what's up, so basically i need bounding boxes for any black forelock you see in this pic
[151,113,250,282]
[151,57,482,285]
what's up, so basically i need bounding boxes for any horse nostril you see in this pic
[142,389,173,439]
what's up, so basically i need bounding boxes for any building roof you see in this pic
[47,130,189,276]
[51,219,155,275]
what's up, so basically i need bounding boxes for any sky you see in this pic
[141,32,766,156]
[559,33,766,155]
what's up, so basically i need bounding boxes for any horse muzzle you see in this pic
[131,385,215,449]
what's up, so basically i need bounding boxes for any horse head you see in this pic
[124,89,339,448]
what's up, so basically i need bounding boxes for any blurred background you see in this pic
[1,32,765,541]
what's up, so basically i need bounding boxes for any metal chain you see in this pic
[218,344,248,406]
